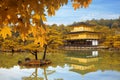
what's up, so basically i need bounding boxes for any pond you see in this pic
[0,50,120,80]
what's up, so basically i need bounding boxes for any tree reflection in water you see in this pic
[22,67,44,80]
[21,66,57,80]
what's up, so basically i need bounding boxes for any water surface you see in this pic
[0,50,120,80]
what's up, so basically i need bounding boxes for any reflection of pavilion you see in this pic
[68,51,99,63]
[71,64,95,70]
[69,51,99,75]
[69,57,99,63]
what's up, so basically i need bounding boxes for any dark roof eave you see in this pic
[66,39,100,41]
[68,31,101,34]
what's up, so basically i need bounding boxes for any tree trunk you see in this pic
[31,50,38,60]
[11,48,14,56]
[34,50,38,60]
[35,53,38,60]
[43,45,47,60]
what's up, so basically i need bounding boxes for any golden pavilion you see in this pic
[66,22,101,47]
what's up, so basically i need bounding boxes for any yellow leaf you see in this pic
[33,14,40,20]
[39,26,46,34]
[29,26,38,37]
[21,33,27,41]
[72,3,80,10]
[0,26,12,39]
[7,15,11,19]
[72,0,92,10]
[41,15,47,21]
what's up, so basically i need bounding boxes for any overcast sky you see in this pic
[45,0,120,25]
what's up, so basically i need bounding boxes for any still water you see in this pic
[0,50,120,80]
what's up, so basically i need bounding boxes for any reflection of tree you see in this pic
[22,67,55,80]
[98,51,120,71]
[43,67,48,80]
[22,68,43,80]
[0,53,25,68]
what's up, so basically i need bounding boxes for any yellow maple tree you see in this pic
[0,0,92,47]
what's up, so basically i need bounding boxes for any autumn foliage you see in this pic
[0,0,92,47]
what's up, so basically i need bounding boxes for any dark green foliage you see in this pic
[86,17,120,29]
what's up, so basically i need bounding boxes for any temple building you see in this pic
[66,22,101,47]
